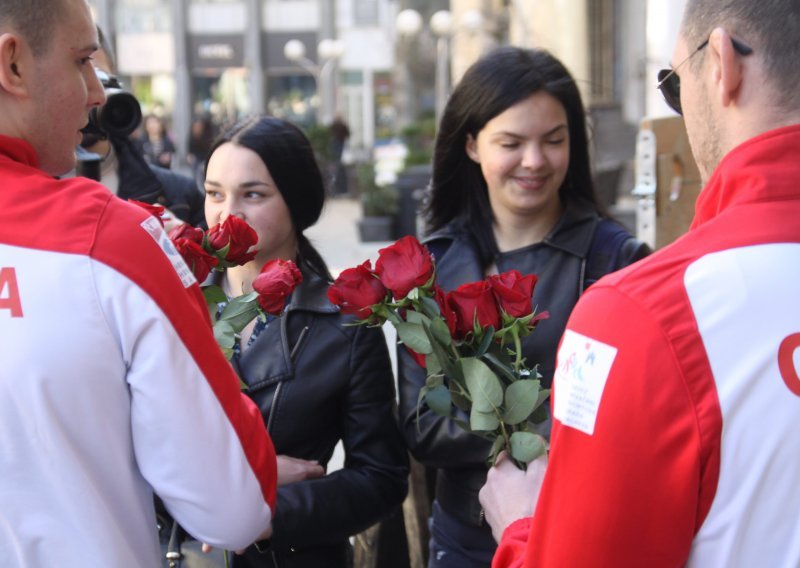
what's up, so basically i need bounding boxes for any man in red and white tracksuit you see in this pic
[479,2,800,566]
[0,2,277,566]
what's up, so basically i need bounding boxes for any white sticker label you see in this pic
[140,216,196,288]
[553,329,617,435]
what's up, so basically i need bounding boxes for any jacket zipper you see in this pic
[265,325,310,567]
[266,325,309,434]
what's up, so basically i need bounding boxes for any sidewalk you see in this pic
[305,195,393,277]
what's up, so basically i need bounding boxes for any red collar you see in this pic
[0,135,40,169]
[692,124,800,229]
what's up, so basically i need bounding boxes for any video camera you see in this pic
[82,68,142,139]
[77,69,142,181]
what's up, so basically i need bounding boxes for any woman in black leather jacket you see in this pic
[203,116,409,568]
[397,47,650,567]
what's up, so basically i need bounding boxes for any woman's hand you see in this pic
[277,455,325,486]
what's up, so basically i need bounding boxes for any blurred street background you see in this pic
[88,0,692,250]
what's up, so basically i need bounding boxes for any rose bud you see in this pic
[488,270,537,318]
[447,280,501,339]
[252,258,303,316]
[327,260,388,319]
[169,223,205,245]
[129,199,165,226]
[375,235,434,299]
[172,238,218,283]
[207,216,258,265]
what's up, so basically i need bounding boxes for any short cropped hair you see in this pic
[682,0,800,109]
[0,0,68,56]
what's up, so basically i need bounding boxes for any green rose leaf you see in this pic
[449,382,472,412]
[424,383,452,417]
[487,434,506,467]
[213,320,235,350]
[425,352,442,376]
[430,316,454,349]
[502,380,542,425]
[203,284,228,305]
[404,310,427,326]
[462,357,503,413]
[396,321,433,355]
[470,407,500,431]
[419,295,441,319]
[509,431,547,463]
[218,291,260,331]
[428,326,461,379]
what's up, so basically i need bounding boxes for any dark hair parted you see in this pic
[425,46,603,263]
[207,115,330,280]
[682,0,800,110]
[0,0,68,56]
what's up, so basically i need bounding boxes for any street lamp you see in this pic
[396,9,483,124]
[283,38,345,124]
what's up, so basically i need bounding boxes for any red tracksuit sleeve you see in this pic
[494,285,710,567]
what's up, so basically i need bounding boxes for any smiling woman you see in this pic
[396,46,651,567]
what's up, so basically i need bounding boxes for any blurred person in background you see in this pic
[141,113,176,169]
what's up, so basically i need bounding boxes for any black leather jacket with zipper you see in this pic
[233,268,409,568]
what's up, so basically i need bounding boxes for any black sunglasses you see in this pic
[657,37,754,115]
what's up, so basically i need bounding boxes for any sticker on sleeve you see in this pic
[553,329,617,435]
[140,216,197,288]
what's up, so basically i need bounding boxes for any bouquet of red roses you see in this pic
[168,219,302,360]
[327,235,550,468]
[132,201,302,362]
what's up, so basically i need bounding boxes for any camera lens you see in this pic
[90,88,142,137]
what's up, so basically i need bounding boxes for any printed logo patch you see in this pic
[553,330,617,435]
[140,217,196,288]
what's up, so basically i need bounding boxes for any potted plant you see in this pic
[357,162,398,242]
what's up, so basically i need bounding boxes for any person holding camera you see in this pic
[0,1,279,565]
[78,26,205,230]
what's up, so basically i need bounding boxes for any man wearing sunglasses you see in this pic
[479,1,800,566]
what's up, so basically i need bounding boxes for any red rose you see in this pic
[169,223,204,245]
[447,280,501,339]
[433,285,457,337]
[172,238,218,283]
[405,345,427,369]
[327,260,388,319]
[207,216,258,265]
[129,199,165,226]
[252,259,303,316]
[488,270,537,318]
[375,235,434,299]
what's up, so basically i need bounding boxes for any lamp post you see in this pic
[283,38,345,125]
[395,8,483,125]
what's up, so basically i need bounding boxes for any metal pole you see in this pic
[171,0,191,166]
[245,0,266,114]
[319,0,336,126]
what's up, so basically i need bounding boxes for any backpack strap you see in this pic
[582,219,648,293]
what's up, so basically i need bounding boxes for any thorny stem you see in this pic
[513,329,523,373]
